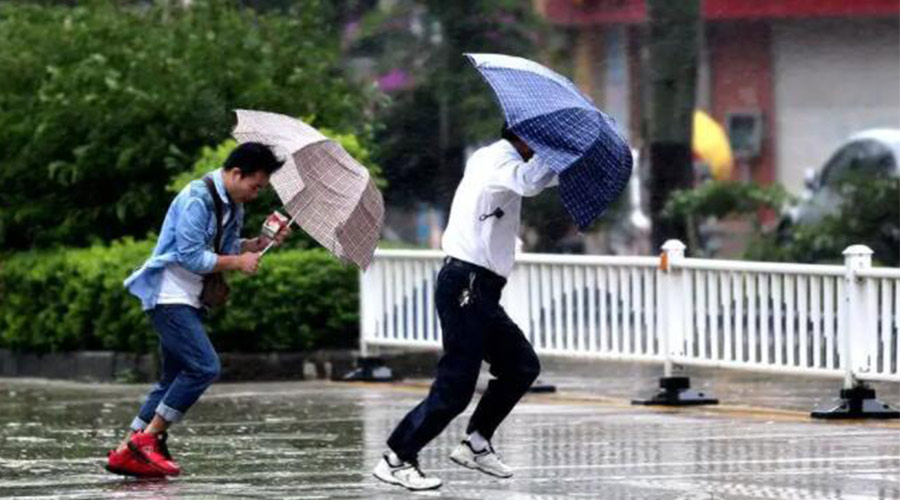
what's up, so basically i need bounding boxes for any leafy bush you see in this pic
[0,0,369,250]
[663,181,792,256]
[663,181,792,222]
[664,178,899,266]
[0,239,155,352]
[210,249,359,351]
[747,177,899,266]
[0,240,359,353]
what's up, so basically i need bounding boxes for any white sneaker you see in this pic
[372,453,443,491]
[449,440,514,478]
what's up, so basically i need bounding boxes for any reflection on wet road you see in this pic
[1,379,898,499]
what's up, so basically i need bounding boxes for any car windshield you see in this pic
[819,139,897,187]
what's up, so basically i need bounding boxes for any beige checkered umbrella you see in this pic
[232,109,384,269]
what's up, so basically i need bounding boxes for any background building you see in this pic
[541,0,900,193]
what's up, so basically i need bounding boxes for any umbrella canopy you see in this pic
[466,53,633,230]
[693,110,734,181]
[232,109,384,269]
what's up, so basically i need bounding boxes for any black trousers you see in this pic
[387,258,541,462]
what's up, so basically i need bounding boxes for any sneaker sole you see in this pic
[449,454,513,479]
[372,471,442,491]
[127,441,181,477]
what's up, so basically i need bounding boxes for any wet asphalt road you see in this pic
[1,374,899,499]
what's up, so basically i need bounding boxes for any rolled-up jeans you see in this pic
[130,304,221,431]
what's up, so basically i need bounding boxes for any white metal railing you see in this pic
[359,242,900,386]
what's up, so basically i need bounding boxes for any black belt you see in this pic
[443,257,507,288]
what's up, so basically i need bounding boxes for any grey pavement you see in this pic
[0,361,898,499]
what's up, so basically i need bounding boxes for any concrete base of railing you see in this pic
[340,356,394,382]
[631,376,719,406]
[811,385,900,419]
[529,379,557,393]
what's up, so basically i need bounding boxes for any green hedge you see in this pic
[0,240,359,353]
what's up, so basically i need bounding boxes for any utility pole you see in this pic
[645,0,701,250]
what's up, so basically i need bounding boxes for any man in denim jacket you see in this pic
[105,142,290,478]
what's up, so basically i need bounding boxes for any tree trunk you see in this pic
[645,0,701,250]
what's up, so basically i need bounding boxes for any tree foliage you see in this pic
[348,0,557,210]
[0,0,369,249]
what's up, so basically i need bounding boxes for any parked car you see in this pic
[781,128,900,230]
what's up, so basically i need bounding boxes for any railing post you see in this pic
[359,268,371,359]
[843,245,874,388]
[662,240,686,378]
[811,244,898,419]
[633,240,718,406]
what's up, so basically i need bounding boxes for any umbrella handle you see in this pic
[259,209,301,257]
[260,239,277,257]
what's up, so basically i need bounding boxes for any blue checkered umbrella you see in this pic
[466,53,633,230]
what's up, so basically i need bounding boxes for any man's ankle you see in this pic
[385,451,405,467]
[144,415,171,436]
[466,431,489,452]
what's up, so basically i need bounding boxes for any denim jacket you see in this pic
[124,169,244,310]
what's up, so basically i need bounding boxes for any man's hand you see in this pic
[213,251,262,274]
[272,223,293,246]
[243,236,268,253]
[237,252,261,275]
[257,224,293,250]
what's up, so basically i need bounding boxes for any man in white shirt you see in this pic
[373,125,556,491]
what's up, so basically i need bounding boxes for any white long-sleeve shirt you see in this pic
[442,140,557,277]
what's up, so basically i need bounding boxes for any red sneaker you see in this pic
[105,447,165,478]
[128,431,181,476]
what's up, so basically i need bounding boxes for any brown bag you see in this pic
[200,177,230,309]
[200,272,229,309]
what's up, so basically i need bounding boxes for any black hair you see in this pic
[223,142,284,176]
[501,122,519,143]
